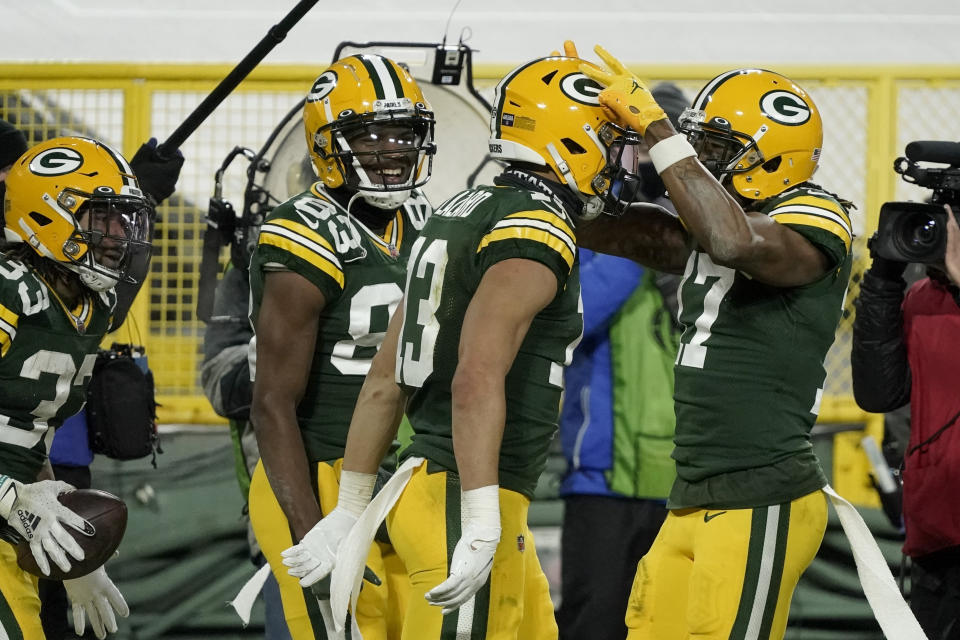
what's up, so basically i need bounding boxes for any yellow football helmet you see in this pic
[303,54,436,209]
[3,136,152,291]
[488,55,642,218]
[679,68,823,200]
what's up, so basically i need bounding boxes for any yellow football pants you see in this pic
[249,459,408,640]
[625,489,827,640]
[0,542,43,640]
[385,463,557,640]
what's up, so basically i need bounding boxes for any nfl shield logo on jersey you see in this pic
[517,535,525,552]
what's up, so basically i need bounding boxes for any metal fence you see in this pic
[3,62,959,505]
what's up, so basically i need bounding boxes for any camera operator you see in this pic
[852,141,960,640]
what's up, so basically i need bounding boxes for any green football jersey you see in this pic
[0,257,116,483]
[249,184,430,463]
[397,183,583,499]
[669,186,853,509]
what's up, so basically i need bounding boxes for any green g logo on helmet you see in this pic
[29,148,84,176]
[760,90,811,126]
[560,73,603,106]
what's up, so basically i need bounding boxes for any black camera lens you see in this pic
[910,215,938,246]
[893,210,943,260]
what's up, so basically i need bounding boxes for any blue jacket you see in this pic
[559,248,644,496]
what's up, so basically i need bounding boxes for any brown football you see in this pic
[16,489,127,580]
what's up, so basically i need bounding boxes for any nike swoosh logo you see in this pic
[703,511,727,523]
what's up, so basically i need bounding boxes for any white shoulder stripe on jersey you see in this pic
[770,204,852,237]
[491,217,576,255]
[260,223,343,269]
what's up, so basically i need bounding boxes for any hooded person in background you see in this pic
[0,119,29,225]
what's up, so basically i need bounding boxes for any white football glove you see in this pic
[425,485,501,615]
[281,470,376,588]
[0,475,90,576]
[63,565,129,639]
[247,334,257,381]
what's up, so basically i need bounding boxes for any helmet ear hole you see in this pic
[761,156,782,173]
[29,211,53,226]
[561,138,586,155]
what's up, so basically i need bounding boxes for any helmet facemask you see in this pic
[315,103,435,210]
[62,195,152,292]
[679,108,767,188]
[590,122,648,217]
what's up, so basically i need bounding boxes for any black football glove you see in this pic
[130,138,184,205]
[866,232,908,282]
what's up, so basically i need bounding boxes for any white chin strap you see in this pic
[66,262,119,292]
[545,141,603,220]
[359,189,411,210]
[343,135,416,211]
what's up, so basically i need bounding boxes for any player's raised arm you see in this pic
[582,46,841,287]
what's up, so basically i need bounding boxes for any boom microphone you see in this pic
[904,140,960,166]
[156,0,319,159]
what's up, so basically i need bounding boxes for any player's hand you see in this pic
[63,565,130,639]
[0,477,90,576]
[425,485,501,615]
[550,40,580,57]
[579,45,667,135]
[945,204,960,285]
[281,507,357,587]
[130,137,184,204]
[865,232,908,281]
[247,334,257,381]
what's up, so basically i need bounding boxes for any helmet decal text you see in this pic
[559,73,603,106]
[29,148,84,176]
[759,91,811,126]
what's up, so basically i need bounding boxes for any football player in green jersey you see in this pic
[0,136,152,639]
[576,47,853,639]
[247,54,434,640]
[279,54,658,640]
